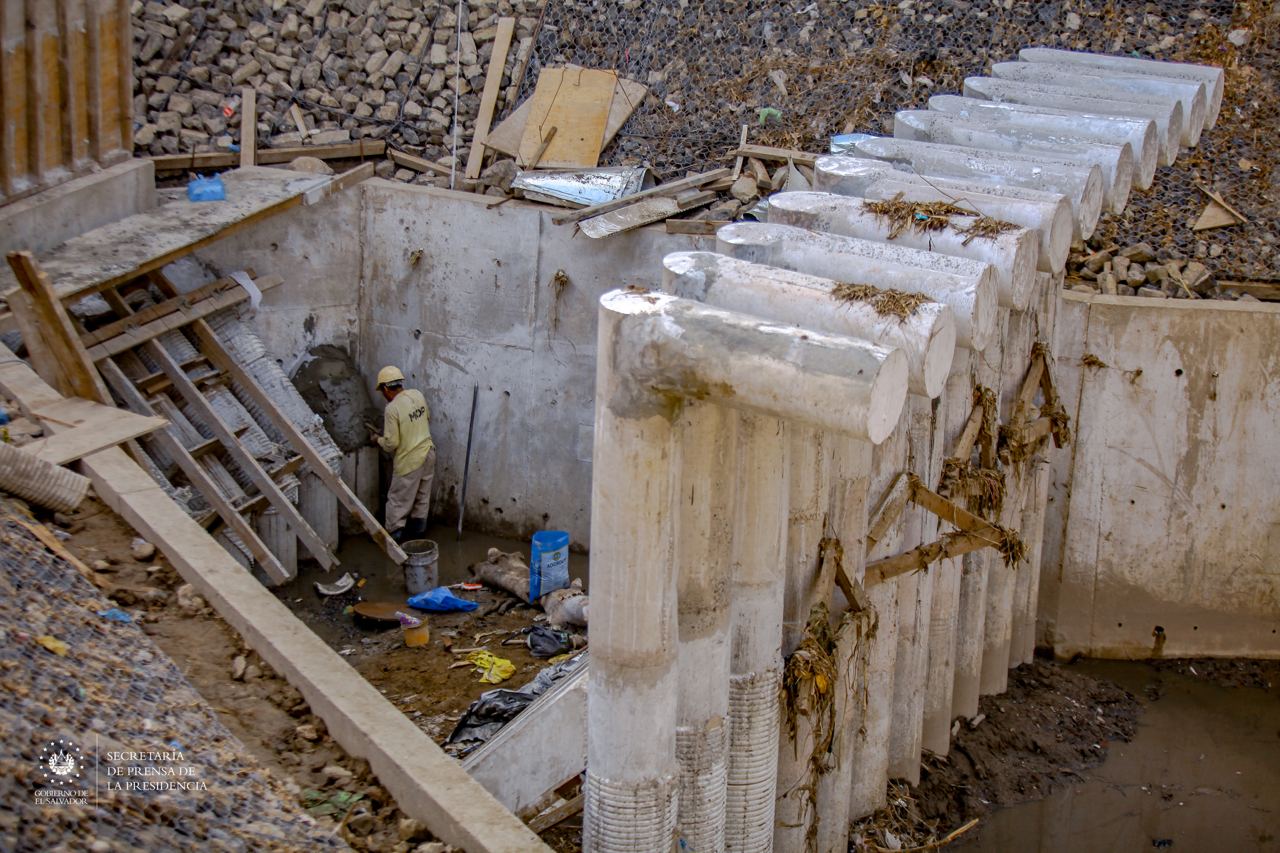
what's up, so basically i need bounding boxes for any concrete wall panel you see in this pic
[1045,293,1280,658]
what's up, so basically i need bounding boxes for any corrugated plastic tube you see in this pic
[0,442,90,513]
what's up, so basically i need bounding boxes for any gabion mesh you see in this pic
[0,503,344,851]
[517,0,1276,279]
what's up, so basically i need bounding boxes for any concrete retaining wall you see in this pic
[356,181,701,546]
[1040,292,1280,659]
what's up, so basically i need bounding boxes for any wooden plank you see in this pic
[527,793,584,834]
[866,471,910,550]
[0,167,331,303]
[727,144,820,169]
[517,66,616,168]
[85,274,283,360]
[486,73,645,160]
[150,140,387,172]
[551,167,730,225]
[239,86,256,168]
[142,338,338,570]
[176,311,409,566]
[0,346,548,852]
[5,251,111,403]
[289,103,310,139]
[864,531,991,586]
[81,272,257,347]
[464,16,516,180]
[665,219,730,236]
[57,0,91,168]
[21,408,166,466]
[909,477,1005,539]
[949,402,985,461]
[301,161,373,205]
[388,148,452,176]
[578,189,715,239]
[1217,280,1280,301]
[730,124,749,181]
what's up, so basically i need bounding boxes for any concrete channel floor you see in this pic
[953,659,1280,852]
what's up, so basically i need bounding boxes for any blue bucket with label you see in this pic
[529,530,570,602]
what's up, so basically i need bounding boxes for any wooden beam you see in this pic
[388,148,452,176]
[908,476,1005,540]
[865,531,991,586]
[150,140,388,172]
[465,16,515,181]
[98,357,290,583]
[81,273,258,347]
[85,275,282,360]
[950,402,985,462]
[289,103,309,139]
[144,339,338,570]
[527,793,584,834]
[0,343,549,853]
[664,219,729,236]
[5,251,111,403]
[730,124,749,180]
[20,407,166,466]
[727,144,819,169]
[866,471,909,550]
[239,86,256,168]
[551,168,730,226]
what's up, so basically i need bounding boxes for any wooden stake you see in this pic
[240,86,256,168]
[465,17,516,181]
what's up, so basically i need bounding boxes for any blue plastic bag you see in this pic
[187,173,226,202]
[407,586,478,613]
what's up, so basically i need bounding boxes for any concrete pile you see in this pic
[131,0,543,179]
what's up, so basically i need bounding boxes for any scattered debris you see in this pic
[315,572,357,597]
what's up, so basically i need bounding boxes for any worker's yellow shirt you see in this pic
[378,389,435,477]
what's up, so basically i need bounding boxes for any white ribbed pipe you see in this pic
[0,442,90,513]
[674,402,734,853]
[990,61,1206,145]
[852,135,1104,240]
[725,413,787,853]
[588,290,912,852]
[963,76,1182,167]
[1018,46,1224,127]
[814,155,1073,273]
[899,107,1138,211]
[768,191,1037,312]
[714,220,990,364]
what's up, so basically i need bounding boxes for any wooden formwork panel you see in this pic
[0,0,130,205]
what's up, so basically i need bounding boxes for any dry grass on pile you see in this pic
[861,196,1017,247]
[831,282,932,319]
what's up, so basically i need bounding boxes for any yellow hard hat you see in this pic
[375,365,405,388]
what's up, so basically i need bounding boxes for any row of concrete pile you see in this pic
[582,48,1223,853]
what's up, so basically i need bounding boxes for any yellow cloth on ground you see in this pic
[378,389,434,477]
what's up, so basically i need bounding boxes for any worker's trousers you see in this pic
[385,448,435,534]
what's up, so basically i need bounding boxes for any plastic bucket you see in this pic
[403,539,439,595]
[529,530,570,601]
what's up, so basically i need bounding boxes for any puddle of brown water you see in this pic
[952,659,1280,852]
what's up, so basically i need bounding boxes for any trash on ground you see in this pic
[542,578,589,628]
[512,166,653,208]
[447,654,587,754]
[407,586,479,613]
[186,174,226,202]
[530,530,570,601]
[315,572,356,596]
[96,608,132,623]
[465,650,516,684]
[352,600,407,629]
[397,611,430,648]
[526,625,573,658]
[36,635,69,656]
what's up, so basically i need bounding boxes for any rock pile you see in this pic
[131,0,545,181]
[1064,238,1238,300]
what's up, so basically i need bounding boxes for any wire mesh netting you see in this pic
[515,0,1276,280]
[0,502,345,851]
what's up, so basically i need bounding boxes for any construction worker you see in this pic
[368,366,435,543]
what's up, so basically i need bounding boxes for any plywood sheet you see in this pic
[489,72,646,163]
[517,66,617,168]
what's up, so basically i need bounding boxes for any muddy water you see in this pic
[275,524,588,647]
[953,660,1280,852]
